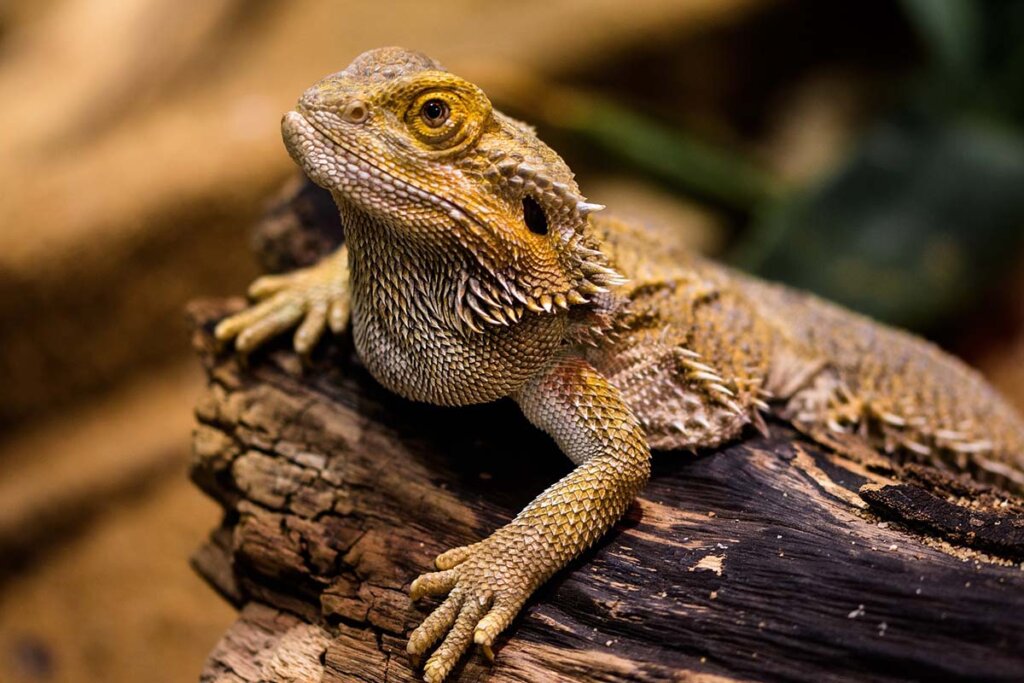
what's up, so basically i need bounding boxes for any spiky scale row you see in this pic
[447,144,630,336]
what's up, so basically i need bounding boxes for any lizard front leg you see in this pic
[407,353,651,681]
[215,246,350,356]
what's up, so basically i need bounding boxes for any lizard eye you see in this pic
[420,99,449,127]
[404,85,489,152]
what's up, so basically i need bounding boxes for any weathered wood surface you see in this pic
[189,179,1024,683]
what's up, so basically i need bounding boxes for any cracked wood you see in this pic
[190,289,1024,683]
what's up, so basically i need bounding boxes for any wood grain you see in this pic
[189,179,1024,683]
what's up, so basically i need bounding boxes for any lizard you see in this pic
[213,47,1024,682]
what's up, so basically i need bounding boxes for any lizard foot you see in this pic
[408,538,533,682]
[214,259,349,357]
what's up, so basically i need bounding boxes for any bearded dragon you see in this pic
[214,47,1024,682]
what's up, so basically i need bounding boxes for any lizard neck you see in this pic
[339,201,568,406]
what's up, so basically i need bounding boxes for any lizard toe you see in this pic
[408,591,462,658]
[422,594,490,682]
[328,297,350,333]
[247,273,294,298]
[214,296,285,342]
[434,542,481,570]
[473,593,526,658]
[293,301,328,356]
[235,299,304,354]
[409,568,458,601]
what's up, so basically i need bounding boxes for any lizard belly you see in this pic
[352,303,564,407]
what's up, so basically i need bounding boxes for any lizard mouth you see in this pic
[282,109,473,226]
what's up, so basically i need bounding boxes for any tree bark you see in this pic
[189,178,1024,683]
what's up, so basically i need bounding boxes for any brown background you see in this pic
[1,1,1022,682]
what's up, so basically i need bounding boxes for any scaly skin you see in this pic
[215,47,1024,681]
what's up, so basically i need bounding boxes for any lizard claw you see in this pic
[407,536,533,681]
[215,255,349,358]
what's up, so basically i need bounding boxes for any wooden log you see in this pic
[189,178,1024,683]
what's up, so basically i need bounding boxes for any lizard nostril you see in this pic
[342,100,369,123]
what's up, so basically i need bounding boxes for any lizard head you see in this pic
[282,47,624,332]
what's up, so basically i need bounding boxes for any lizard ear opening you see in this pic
[522,195,548,236]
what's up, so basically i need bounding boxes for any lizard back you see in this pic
[586,213,1024,492]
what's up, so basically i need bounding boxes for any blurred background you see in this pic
[1,1,1023,681]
